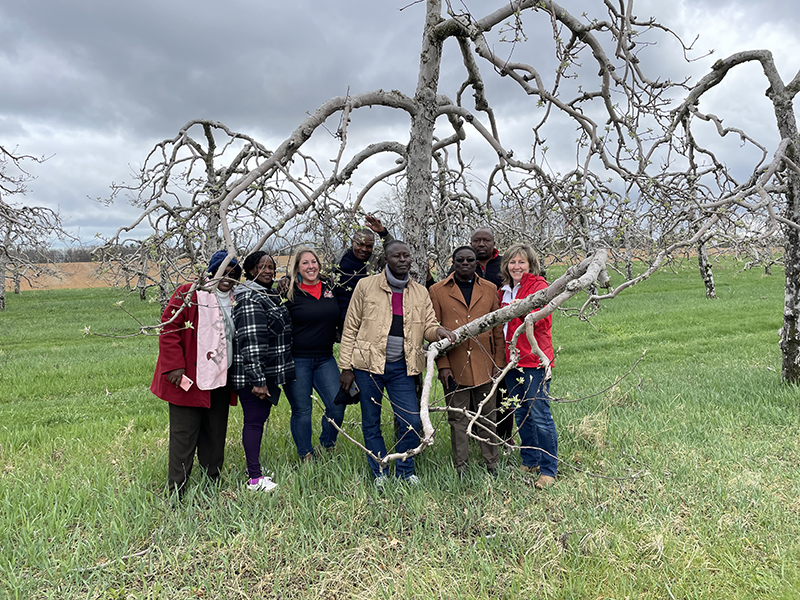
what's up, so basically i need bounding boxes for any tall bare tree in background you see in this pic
[667,51,800,382]
[0,146,71,311]
[102,0,800,383]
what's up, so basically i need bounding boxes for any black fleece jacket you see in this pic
[284,280,341,358]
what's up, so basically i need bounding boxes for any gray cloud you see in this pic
[1,0,797,242]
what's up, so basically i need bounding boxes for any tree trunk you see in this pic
[768,79,800,383]
[13,270,20,294]
[405,0,444,284]
[158,263,172,314]
[206,204,223,255]
[0,255,7,311]
[623,224,634,280]
[781,176,800,383]
[697,238,717,299]
[138,253,148,301]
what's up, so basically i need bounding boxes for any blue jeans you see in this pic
[283,355,346,457]
[505,367,558,477]
[355,359,420,479]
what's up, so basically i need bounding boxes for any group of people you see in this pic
[150,220,559,496]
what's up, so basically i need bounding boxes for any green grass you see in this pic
[1,261,799,599]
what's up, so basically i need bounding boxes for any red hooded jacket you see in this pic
[498,272,554,369]
[150,284,237,408]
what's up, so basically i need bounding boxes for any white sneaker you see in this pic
[374,474,389,490]
[247,476,278,492]
[403,474,421,485]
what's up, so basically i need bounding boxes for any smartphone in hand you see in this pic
[180,374,194,391]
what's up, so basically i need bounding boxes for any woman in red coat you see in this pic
[498,243,557,489]
[151,251,241,496]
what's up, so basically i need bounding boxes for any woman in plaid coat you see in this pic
[231,252,295,492]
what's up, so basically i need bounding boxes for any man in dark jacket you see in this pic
[335,215,393,323]
[471,228,503,288]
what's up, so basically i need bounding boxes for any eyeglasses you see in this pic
[453,257,476,263]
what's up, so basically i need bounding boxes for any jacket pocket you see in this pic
[409,303,425,324]
[350,339,372,372]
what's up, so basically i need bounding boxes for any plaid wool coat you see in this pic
[231,281,295,396]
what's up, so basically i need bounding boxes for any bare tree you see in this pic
[101,0,800,463]
[0,146,71,311]
[664,51,800,382]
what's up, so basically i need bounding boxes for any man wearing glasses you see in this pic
[429,245,506,477]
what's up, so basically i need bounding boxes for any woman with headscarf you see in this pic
[150,250,241,497]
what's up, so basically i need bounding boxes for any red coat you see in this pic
[150,284,237,408]
[499,273,554,369]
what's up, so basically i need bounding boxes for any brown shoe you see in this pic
[520,465,541,475]
[535,475,556,490]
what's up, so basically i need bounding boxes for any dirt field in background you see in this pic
[5,263,110,291]
[5,258,293,292]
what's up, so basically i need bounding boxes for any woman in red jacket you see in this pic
[498,243,557,489]
[150,251,241,497]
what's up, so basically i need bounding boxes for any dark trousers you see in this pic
[168,386,231,493]
[495,377,515,444]
[447,382,498,471]
[237,383,279,479]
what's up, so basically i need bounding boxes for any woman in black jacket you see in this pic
[283,247,346,461]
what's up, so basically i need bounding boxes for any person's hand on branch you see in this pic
[436,327,457,343]
[275,276,290,296]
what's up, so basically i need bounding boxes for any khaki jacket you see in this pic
[429,274,506,386]
[339,271,441,376]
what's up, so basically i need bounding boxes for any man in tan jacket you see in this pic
[339,240,455,485]
[429,245,506,477]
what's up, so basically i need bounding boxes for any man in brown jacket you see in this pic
[429,245,506,476]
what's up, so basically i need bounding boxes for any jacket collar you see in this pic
[442,272,488,308]
[443,271,489,287]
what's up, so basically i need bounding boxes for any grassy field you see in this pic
[1,260,799,599]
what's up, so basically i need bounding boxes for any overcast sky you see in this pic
[2,0,799,245]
